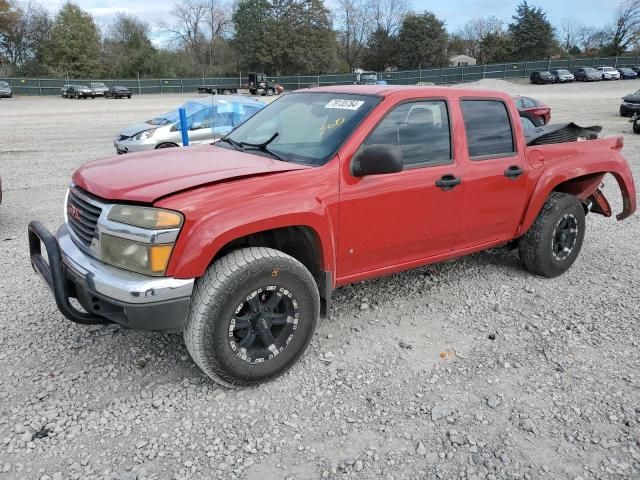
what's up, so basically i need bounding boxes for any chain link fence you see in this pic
[3,56,640,96]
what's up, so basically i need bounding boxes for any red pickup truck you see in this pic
[29,86,636,386]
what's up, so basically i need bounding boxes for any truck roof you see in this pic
[301,84,508,100]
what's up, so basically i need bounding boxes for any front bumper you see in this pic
[114,138,157,154]
[28,222,194,331]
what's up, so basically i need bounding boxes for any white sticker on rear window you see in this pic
[325,99,365,110]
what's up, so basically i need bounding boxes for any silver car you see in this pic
[90,82,109,96]
[0,80,13,98]
[114,96,266,154]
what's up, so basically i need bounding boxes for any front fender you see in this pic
[156,166,339,279]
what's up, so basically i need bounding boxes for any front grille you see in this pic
[67,188,102,247]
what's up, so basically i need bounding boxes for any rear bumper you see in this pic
[28,222,194,331]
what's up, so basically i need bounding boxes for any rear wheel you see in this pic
[266,88,275,96]
[184,247,320,387]
[633,121,640,134]
[519,193,586,278]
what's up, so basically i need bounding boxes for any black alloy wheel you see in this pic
[228,286,298,364]
[551,214,579,261]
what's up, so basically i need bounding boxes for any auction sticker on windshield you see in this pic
[325,99,365,110]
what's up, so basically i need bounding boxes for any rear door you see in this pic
[337,99,464,280]
[453,99,529,250]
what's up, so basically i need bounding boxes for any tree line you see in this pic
[1,0,639,79]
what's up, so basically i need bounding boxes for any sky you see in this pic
[43,0,616,41]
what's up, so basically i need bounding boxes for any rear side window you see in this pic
[461,100,515,159]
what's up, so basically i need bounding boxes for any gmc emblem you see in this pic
[67,203,82,222]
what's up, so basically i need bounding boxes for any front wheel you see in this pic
[633,121,640,134]
[184,247,320,387]
[519,193,586,278]
[266,88,274,96]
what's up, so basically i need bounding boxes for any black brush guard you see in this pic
[28,220,109,325]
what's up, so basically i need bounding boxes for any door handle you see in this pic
[435,174,462,191]
[504,165,524,179]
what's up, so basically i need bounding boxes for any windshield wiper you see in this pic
[219,136,245,151]
[239,132,286,161]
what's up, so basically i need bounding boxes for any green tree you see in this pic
[43,2,101,77]
[363,26,397,71]
[103,13,158,77]
[396,11,447,69]
[508,1,556,60]
[232,0,336,75]
[479,31,513,63]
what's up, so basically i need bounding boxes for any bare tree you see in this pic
[607,0,640,54]
[455,16,504,60]
[161,0,230,67]
[367,0,409,36]
[578,26,608,53]
[335,0,371,70]
[558,17,583,52]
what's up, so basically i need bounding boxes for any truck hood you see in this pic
[72,145,311,203]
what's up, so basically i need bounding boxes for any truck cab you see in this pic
[29,85,636,386]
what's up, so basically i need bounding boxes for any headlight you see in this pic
[132,129,155,140]
[108,205,183,229]
[102,234,174,276]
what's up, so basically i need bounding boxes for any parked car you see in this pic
[105,86,132,99]
[574,67,601,82]
[596,66,621,80]
[550,69,575,83]
[67,85,95,99]
[620,89,640,116]
[631,66,640,74]
[28,85,636,386]
[0,80,13,98]
[617,67,638,79]
[61,84,72,98]
[90,82,109,96]
[513,96,551,125]
[530,71,555,84]
[114,96,266,153]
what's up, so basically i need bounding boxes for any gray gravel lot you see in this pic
[0,81,639,480]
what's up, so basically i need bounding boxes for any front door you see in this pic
[337,99,464,281]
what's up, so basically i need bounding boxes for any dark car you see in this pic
[105,86,132,99]
[67,85,95,99]
[620,89,640,116]
[574,67,601,82]
[0,80,13,98]
[513,96,551,125]
[530,71,555,84]
[61,84,72,98]
[618,67,638,80]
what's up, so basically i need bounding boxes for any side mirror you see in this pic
[351,144,403,177]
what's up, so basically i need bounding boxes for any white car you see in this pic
[596,66,621,80]
[114,96,266,154]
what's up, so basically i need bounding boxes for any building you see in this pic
[449,55,477,67]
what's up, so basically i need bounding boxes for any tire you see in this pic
[155,142,178,149]
[127,95,131,99]
[633,121,640,134]
[184,247,320,387]
[266,88,274,96]
[519,192,586,278]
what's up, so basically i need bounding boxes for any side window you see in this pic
[522,97,537,108]
[461,100,515,159]
[364,100,452,167]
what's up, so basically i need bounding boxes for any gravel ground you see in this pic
[0,81,639,480]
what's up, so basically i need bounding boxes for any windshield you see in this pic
[147,101,205,125]
[540,71,551,75]
[77,85,89,89]
[223,92,381,165]
[556,70,570,74]
[583,68,597,73]
[92,82,106,88]
[0,81,8,87]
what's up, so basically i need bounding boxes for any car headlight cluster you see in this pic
[103,205,183,276]
[132,129,155,141]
